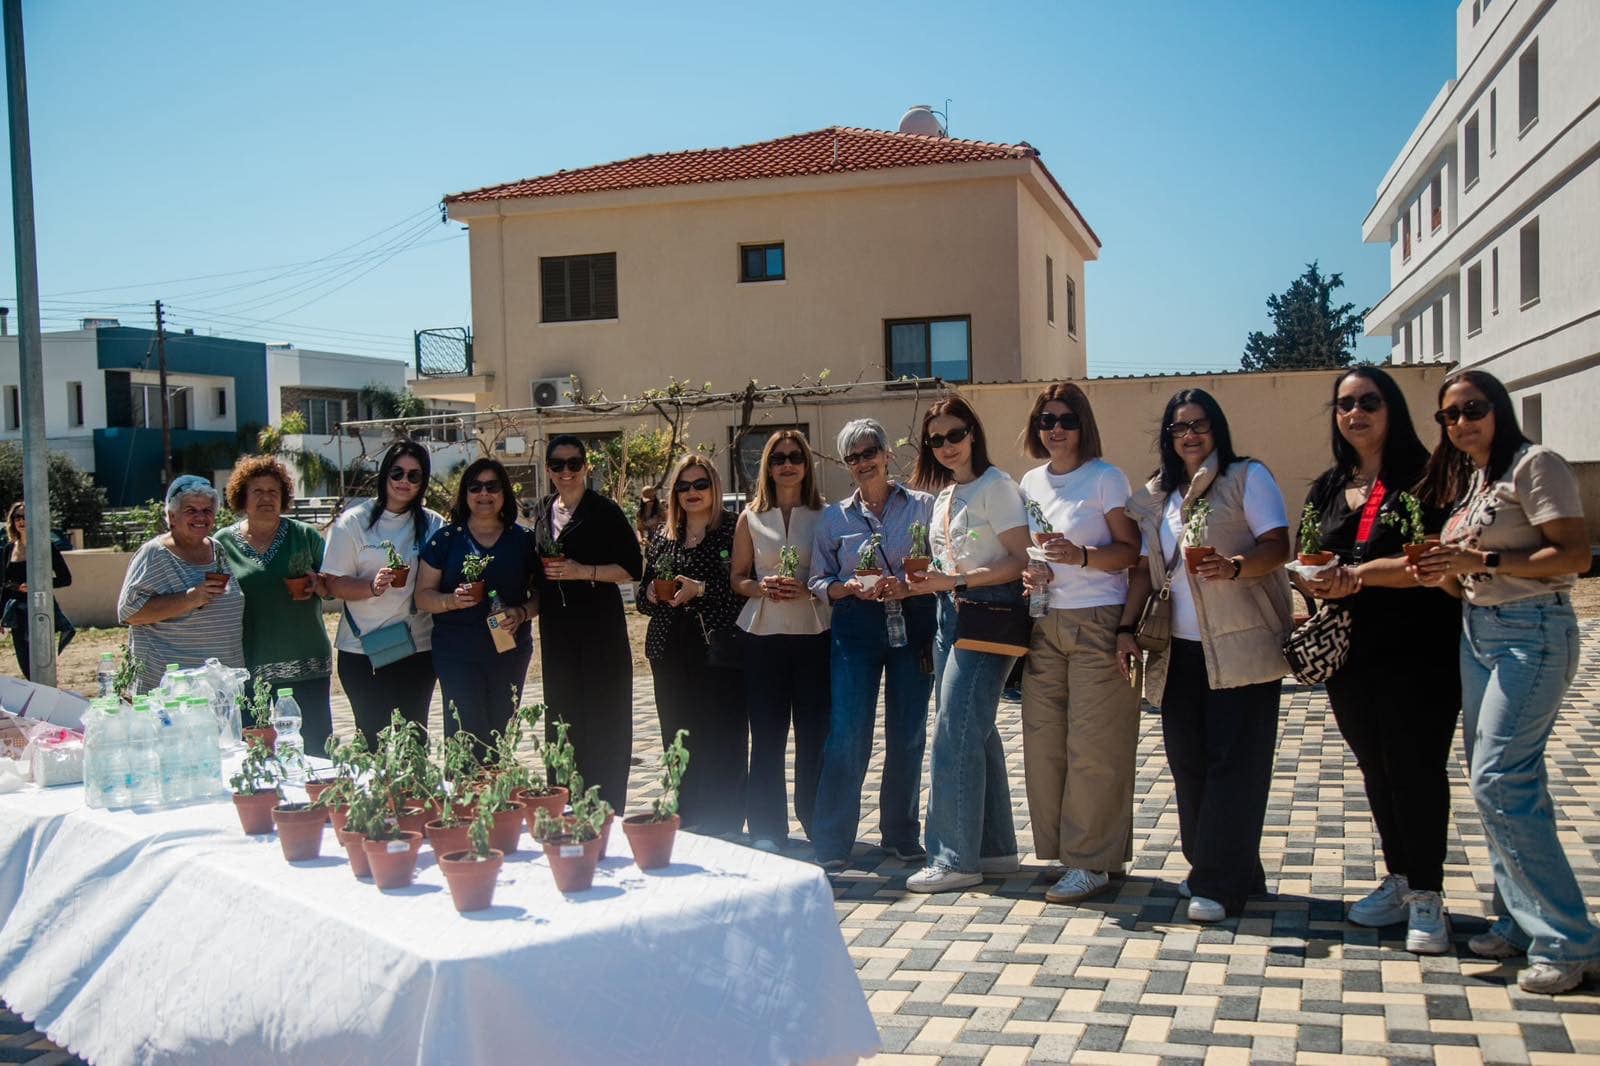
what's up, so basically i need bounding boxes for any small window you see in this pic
[1491,247,1500,313]
[1467,263,1483,335]
[303,397,343,437]
[131,384,188,430]
[739,243,784,283]
[1045,256,1055,324]
[1520,217,1540,307]
[67,381,83,427]
[1489,89,1498,155]
[1432,301,1444,358]
[214,388,227,418]
[1471,0,1480,25]
[3,385,17,431]
[1429,175,1442,231]
[1066,276,1077,336]
[1403,322,1413,361]
[1522,394,1542,444]
[1402,211,1411,260]
[1464,114,1480,188]
[886,316,971,383]
[1518,41,1539,134]
[540,252,618,322]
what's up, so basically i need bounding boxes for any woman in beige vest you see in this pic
[731,430,831,852]
[1117,388,1292,923]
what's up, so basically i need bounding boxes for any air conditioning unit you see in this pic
[531,375,579,408]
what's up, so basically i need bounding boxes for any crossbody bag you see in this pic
[942,487,1033,658]
[1282,481,1385,684]
[344,603,418,671]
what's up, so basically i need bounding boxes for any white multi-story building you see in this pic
[1363,0,1599,470]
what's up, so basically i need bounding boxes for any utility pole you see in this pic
[4,0,56,684]
[155,299,172,483]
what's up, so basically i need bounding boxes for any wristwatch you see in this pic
[1484,551,1501,570]
[953,576,968,593]
[1229,556,1243,580]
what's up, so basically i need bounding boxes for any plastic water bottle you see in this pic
[1029,574,1049,618]
[97,704,130,809]
[82,701,107,808]
[156,703,186,803]
[885,599,908,648]
[273,688,305,786]
[186,697,222,796]
[97,653,118,698]
[125,704,162,806]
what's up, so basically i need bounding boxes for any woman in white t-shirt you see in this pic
[322,441,446,749]
[1015,383,1141,906]
[899,395,1032,894]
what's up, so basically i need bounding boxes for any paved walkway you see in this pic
[7,624,1600,1064]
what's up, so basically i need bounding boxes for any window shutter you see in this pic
[592,254,617,319]
[541,258,568,322]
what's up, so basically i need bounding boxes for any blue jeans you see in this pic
[1462,593,1600,964]
[925,588,1020,871]
[811,596,936,861]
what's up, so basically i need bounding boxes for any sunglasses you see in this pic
[843,444,881,467]
[1166,418,1212,438]
[1336,394,1385,414]
[925,426,971,449]
[387,467,423,484]
[1435,399,1492,427]
[769,450,806,468]
[675,477,712,493]
[1037,411,1081,432]
[547,457,585,473]
[466,479,504,495]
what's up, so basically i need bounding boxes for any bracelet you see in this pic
[1229,556,1243,580]
[1078,546,1090,568]
[1115,623,1137,636]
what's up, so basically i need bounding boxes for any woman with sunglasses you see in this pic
[809,418,936,871]
[898,396,1031,893]
[1413,370,1597,994]
[416,457,538,749]
[322,441,445,749]
[639,454,747,835]
[1118,388,1292,923]
[1014,384,1140,905]
[1,502,75,679]
[730,430,831,852]
[533,435,644,809]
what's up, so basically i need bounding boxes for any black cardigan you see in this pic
[1,542,71,616]
[532,490,644,624]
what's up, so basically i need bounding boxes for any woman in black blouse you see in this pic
[1294,367,1461,954]
[1,502,74,679]
[639,454,746,835]
[533,434,645,810]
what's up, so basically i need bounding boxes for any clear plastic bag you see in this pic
[28,728,84,787]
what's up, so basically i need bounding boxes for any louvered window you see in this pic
[541,253,619,323]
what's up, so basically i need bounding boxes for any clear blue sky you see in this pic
[1,0,1454,375]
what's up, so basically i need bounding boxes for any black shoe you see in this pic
[885,841,927,862]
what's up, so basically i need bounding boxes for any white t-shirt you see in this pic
[930,466,1028,574]
[1149,461,1288,641]
[1019,459,1132,610]
[322,500,446,655]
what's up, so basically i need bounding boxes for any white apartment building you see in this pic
[1363,0,1600,469]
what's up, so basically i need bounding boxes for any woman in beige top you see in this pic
[731,429,831,851]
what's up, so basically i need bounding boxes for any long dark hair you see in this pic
[369,440,432,543]
[449,457,519,527]
[1417,369,1529,507]
[910,394,992,492]
[1153,388,1242,493]
[1310,367,1429,506]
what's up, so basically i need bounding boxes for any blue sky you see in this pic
[1,0,1453,375]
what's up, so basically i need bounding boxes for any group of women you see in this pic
[102,364,1594,995]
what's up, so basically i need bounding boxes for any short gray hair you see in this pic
[836,418,888,459]
[164,478,222,518]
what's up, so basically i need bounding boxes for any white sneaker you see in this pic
[1045,868,1110,904]
[1520,960,1600,995]
[1188,896,1226,923]
[979,854,1020,875]
[750,838,780,854]
[1468,929,1525,959]
[1404,891,1451,955]
[1348,873,1411,927]
[906,864,983,894]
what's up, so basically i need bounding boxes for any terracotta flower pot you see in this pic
[389,565,410,589]
[232,789,277,835]
[284,575,316,601]
[305,780,333,822]
[272,803,327,861]
[363,832,423,890]
[902,557,931,578]
[242,727,277,752]
[1032,531,1065,547]
[623,813,680,870]
[489,802,526,855]
[600,812,615,858]
[1297,551,1336,567]
[426,819,471,856]
[203,571,231,592]
[396,805,430,837]
[541,832,604,892]
[439,850,505,913]
[339,829,371,878]
[1183,546,1213,573]
[515,786,569,833]
[459,580,486,606]
[854,568,882,590]
[543,555,567,579]
[651,578,678,603]
[1403,537,1441,565]
[329,804,350,834]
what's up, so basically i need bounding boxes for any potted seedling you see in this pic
[1182,498,1213,573]
[375,710,434,832]
[1381,491,1436,564]
[623,728,691,870]
[425,720,481,855]
[517,712,573,832]
[458,552,493,606]
[854,533,884,590]
[1025,500,1063,549]
[204,554,231,595]
[477,773,526,856]
[312,732,370,832]
[283,551,317,601]
[240,676,277,753]
[378,539,410,588]
[439,804,505,913]
[229,738,281,836]
[903,523,932,579]
[1297,502,1336,567]
[349,789,423,890]
[652,550,679,604]
[533,778,613,893]
[271,791,327,862]
[538,526,565,574]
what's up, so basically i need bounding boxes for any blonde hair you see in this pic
[5,502,24,542]
[750,430,823,513]
[663,454,726,541]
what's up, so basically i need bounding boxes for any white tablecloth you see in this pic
[0,786,879,1065]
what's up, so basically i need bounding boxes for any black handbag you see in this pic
[953,595,1032,657]
[698,613,746,671]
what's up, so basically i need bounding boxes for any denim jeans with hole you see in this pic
[924,585,1021,872]
[1463,593,1600,964]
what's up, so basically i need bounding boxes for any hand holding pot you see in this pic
[1192,551,1238,582]
[188,581,224,610]
[1304,564,1361,600]
[542,557,570,581]
[759,575,794,601]
[909,569,958,595]
[876,575,909,601]
[451,584,478,609]
[370,567,394,597]
[667,577,702,608]
[1412,543,1478,582]
[1039,537,1079,566]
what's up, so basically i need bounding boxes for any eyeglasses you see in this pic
[1037,412,1081,432]
[925,426,971,449]
[769,450,806,468]
[1336,394,1385,414]
[843,444,881,467]
[466,479,504,495]
[387,467,423,484]
[1435,399,1492,427]
[547,457,585,473]
[675,477,712,493]
[1166,418,1212,438]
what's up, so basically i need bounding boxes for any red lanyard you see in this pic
[1354,479,1388,544]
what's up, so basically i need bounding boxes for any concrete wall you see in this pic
[0,331,103,464]
[265,347,409,425]
[1015,182,1087,382]
[95,328,269,429]
[52,549,134,629]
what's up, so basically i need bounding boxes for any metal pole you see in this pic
[4,0,55,685]
[155,300,171,483]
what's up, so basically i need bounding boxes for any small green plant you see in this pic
[907,522,930,558]
[229,739,280,797]
[1380,491,1428,545]
[532,772,611,843]
[855,533,883,571]
[379,540,406,570]
[431,710,480,825]
[376,710,432,809]
[459,553,493,583]
[1024,500,1054,535]
[777,544,801,579]
[650,729,692,822]
[346,788,403,841]
[1297,503,1323,555]
[654,550,677,582]
[243,675,274,730]
[538,527,563,558]
[1182,498,1211,547]
[114,640,137,703]
[467,804,495,859]
[542,717,577,791]
[313,732,371,811]
[284,551,315,579]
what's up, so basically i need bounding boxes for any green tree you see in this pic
[0,442,108,542]
[1241,262,1366,372]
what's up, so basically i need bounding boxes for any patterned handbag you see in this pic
[1282,481,1385,684]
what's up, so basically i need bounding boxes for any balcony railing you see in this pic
[414,326,473,377]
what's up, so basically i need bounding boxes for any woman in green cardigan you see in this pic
[217,455,334,757]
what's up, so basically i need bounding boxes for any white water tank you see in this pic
[897,105,945,137]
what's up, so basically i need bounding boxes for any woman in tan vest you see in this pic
[1117,388,1292,923]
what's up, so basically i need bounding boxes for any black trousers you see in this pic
[540,608,634,812]
[1326,653,1461,892]
[1159,639,1280,914]
[436,642,532,761]
[744,630,831,842]
[337,648,438,752]
[650,620,747,835]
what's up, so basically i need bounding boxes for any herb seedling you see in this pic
[1182,498,1211,547]
[1298,503,1324,556]
[459,553,493,584]
[777,544,800,579]
[379,540,406,570]
[1024,500,1054,536]
[855,533,883,572]
[229,740,281,798]
[1380,491,1428,545]
[907,522,931,558]
[650,729,691,822]
[284,551,315,579]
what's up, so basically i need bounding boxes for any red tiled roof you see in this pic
[445,126,1099,247]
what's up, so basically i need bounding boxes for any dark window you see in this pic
[1518,41,1538,133]
[1467,262,1483,335]
[1046,256,1055,324]
[1066,276,1077,336]
[739,243,785,283]
[3,385,17,431]
[1432,301,1444,357]
[540,253,618,322]
[215,388,227,418]
[1464,114,1480,188]
[1402,211,1411,259]
[1522,394,1542,443]
[886,316,971,383]
[1491,247,1500,313]
[1403,322,1413,361]
[1490,89,1498,154]
[132,384,188,430]
[1520,217,1540,306]
[1430,175,1442,231]
[67,381,84,427]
